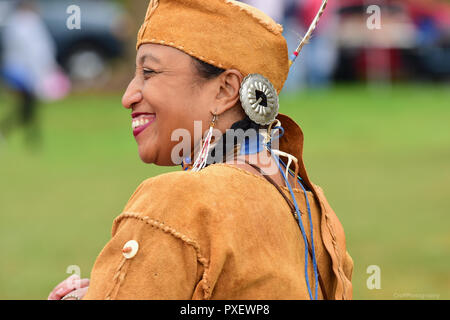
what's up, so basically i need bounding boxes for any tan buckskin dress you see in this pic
[83,114,353,300]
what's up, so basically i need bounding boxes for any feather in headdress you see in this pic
[289,0,329,67]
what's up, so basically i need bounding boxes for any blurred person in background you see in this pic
[405,0,450,79]
[281,0,308,91]
[240,0,308,91]
[0,0,70,149]
[240,0,303,91]
[295,0,339,89]
[242,0,338,90]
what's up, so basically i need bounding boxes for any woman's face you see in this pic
[122,43,215,165]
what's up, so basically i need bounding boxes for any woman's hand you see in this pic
[47,274,90,300]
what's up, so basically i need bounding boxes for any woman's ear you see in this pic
[211,69,243,115]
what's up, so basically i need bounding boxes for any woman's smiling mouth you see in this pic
[131,112,156,138]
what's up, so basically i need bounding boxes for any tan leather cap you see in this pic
[136,0,290,93]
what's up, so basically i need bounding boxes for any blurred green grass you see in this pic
[0,84,449,300]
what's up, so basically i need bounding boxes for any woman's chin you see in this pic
[137,142,178,166]
[138,146,155,164]
[139,155,153,164]
[138,147,171,165]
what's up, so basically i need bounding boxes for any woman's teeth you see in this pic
[132,118,151,130]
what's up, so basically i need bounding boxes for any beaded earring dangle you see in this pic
[191,113,218,172]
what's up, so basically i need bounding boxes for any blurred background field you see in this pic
[0,84,449,299]
[1,0,450,300]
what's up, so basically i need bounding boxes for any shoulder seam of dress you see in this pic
[115,212,212,299]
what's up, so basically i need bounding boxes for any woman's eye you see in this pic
[143,68,157,77]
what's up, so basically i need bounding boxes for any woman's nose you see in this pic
[122,79,143,110]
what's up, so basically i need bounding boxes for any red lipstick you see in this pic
[131,113,156,138]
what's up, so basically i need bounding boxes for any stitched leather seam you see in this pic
[115,212,212,299]
[312,186,348,299]
[314,196,347,299]
[326,213,347,299]
[105,256,128,300]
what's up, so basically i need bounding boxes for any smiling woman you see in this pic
[122,43,245,165]
[47,0,353,300]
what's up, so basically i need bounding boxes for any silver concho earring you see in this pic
[239,73,279,125]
